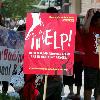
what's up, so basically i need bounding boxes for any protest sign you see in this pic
[24,13,77,75]
[0,46,23,82]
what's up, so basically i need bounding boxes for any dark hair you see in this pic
[0,14,4,26]
[76,17,80,29]
[46,7,58,13]
[17,24,26,31]
[90,11,100,26]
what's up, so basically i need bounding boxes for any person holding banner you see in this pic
[27,7,63,100]
[83,9,100,100]
[31,7,63,100]
[42,7,63,100]
[24,6,76,100]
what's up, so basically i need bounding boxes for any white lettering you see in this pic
[54,31,60,49]
[36,38,40,50]
[31,38,34,49]
[45,30,53,45]
[60,34,68,50]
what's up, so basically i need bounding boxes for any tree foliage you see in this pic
[1,0,40,18]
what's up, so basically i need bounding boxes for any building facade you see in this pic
[68,0,100,15]
[81,0,100,15]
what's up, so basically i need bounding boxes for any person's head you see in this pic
[17,24,26,31]
[46,7,58,13]
[90,11,100,28]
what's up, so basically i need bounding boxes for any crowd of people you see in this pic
[0,6,100,100]
[2,17,25,31]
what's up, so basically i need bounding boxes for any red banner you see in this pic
[24,13,77,75]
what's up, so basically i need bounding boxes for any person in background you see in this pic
[22,74,39,100]
[73,17,84,99]
[10,19,16,29]
[83,9,100,100]
[17,24,40,100]
[17,24,26,38]
[46,6,58,13]
[63,17,84,100]
[5,18,10,28]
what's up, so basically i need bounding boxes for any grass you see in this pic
[0,93,20,100]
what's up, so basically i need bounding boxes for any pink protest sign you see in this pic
[24,13,77,75]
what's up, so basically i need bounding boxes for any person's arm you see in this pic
[83,9,95,34]
[83,16,93,33]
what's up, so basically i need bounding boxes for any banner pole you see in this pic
[43,75,48,100]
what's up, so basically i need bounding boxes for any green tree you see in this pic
[1,0,40,18]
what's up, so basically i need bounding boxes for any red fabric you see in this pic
[75,30,84,52]
[74,30,84,62]
[83,27,100,69]
[83,54,99,68]
[23,74,39,100]
[24,74,36,82]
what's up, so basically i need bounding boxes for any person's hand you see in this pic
[86,8,96,19]
[88,8,96,17]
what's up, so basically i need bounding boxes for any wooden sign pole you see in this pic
[43,75,48,100]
